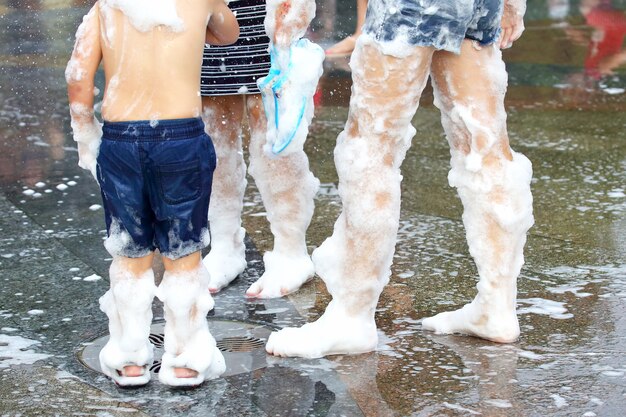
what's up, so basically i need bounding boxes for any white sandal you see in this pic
[98,269,156,387]
[156,266,226,387]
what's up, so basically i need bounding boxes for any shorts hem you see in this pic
[200,89,262,97]
[363,30,464,55]
[107,246,154,259]
[159,241,209,261]
[465,28,501,47]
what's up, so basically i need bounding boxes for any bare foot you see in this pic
[173,368,199,379]
[245,252,314,299]
[159,345,226,387]
[422,301,520,343]
[266,301,377,358]
[326,35,357,57]
[202,244,247,293]
[121,365,145,377]
[109,363,151,387]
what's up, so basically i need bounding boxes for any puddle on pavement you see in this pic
[0,0,625,416]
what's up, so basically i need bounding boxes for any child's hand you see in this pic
[77,141,98,180]
[267,0,315,48]
[71,114,102,181]
[500,0,526,49]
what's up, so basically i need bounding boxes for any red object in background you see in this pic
[584,5,626,78]
[313,85,322,107]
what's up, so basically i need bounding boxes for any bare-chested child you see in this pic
[66,0,239,387]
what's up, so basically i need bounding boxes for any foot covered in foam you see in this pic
[157,267,226,387]
[257,39,324,155]
[422,300,520,343]
[202,238,247,293]
[245,251,314,298]
[99,342,153,387]
[98,271,156,387]
[266,301,378,358]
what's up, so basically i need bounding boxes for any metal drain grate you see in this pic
[217,336,265,353]
[149,360,161,373]
[141,334,265,374]
[148,333,165,348]
[79,319,273,378]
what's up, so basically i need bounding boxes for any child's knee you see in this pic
[112,254,154,277]
[162,251,202,273]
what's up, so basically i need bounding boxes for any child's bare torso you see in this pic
[97,0,213,121]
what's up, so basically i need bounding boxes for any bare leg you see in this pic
[98,254,156,386]
[266,36,433,358]
[246,94,319,298]
[157,252,226,386]
[201,95,248,293]
[326,0,368,56]
[422,41,534,343]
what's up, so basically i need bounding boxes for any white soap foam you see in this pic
[102,0,185,33]
[84,274,102,282]
[0,334,52,368]
[517,298,573,319]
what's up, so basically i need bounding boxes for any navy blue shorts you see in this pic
[96,118,216,260]
[363,0,504,53]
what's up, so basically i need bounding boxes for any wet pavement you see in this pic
[0,0,625,416]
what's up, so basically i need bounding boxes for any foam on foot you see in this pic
[203,249,246,292]
[98,267,156,386]
[156,266,226,387]
[265,301,378,358]
[246,251,314,298]
[202,230,247,293]
[422,300,520,343]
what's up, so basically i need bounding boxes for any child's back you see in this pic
[99,0,213,121]
[68,0,238,124]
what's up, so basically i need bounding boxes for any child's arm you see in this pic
[206,0,240,45]
[500,0,526,49]
[266,0,316,48]
[66,3,103,179]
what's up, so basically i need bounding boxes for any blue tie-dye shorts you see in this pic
[363,0,504,53]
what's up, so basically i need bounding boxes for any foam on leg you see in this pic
[265,0,316,48]
[98,260,156,386]
[266,36,434,357]
[246,95,318,298]
[260,1,323,155]
[421,152,533,342]
[201,97,248,292]
[422,42,534,343]
[251,2,320,300]
[156,264,225,386]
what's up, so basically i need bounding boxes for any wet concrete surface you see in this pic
[0,0,625,416]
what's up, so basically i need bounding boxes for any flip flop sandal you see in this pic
[98,273,156,388]
[156,268,226,388]
[107,364,152,388]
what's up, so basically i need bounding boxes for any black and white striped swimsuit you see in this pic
[200,0,271,96]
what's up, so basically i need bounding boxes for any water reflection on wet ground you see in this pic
[0,0,625,416]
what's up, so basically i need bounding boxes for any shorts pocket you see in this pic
[203,134,217,171]
[157,159,201,205]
